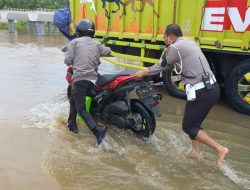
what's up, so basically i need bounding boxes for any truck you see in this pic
[67,0,250,115]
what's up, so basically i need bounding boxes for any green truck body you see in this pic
[69,0,250,115]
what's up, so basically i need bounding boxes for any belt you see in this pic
[193,76,216,90]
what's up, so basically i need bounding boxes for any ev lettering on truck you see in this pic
[201,0,250,33]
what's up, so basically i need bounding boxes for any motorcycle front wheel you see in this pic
[130,100,156,140]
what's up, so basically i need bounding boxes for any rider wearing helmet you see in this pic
[75,19,95,38]
[64,19,111,145]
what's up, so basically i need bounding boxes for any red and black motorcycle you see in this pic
[66,66,161,140]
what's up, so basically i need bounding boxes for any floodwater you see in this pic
[0,31,249,190]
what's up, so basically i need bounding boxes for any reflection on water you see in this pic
[0,31,249,190]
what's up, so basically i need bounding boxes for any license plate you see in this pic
[136,85,154,99]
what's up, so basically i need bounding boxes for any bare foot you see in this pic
[184,150,201,161]
[216,147,229,168]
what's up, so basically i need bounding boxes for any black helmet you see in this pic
[75,19,95,38]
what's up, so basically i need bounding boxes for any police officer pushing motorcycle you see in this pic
[132,24,229,168]
[64,19,111,145]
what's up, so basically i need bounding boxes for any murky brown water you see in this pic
[0,31,249,190]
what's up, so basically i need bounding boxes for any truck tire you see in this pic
[225,60,250,115]
[162,70,186,99]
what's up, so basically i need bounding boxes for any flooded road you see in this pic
[0,31,249,190]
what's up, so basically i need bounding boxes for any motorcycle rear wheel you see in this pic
[130,100,156,140]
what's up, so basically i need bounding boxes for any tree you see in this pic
[0,0,5,9]
[0,0,69,10]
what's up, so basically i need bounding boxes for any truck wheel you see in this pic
[226,60,250,115]
[162,70,186,99]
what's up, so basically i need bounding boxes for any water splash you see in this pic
[23,99,69,129]
[221,162,250,189]
[98,136,127,155]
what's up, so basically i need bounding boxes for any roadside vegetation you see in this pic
[0,0,68,32]
[0,20,61,34]
[0,0,68,10]
[0,21,28,31]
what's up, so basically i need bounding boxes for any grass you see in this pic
[16,20,27,32]
[0,21,28,31]
[0,21,58,33]
[0,22,8,30]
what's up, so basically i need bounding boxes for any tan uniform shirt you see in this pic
[148,37,214,84]
[64,36,111,83]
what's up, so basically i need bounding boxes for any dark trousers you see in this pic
[68,80,98,132]
[182,83,220,140]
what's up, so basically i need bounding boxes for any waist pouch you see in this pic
[186,84,196,101]
[185,76,216,101]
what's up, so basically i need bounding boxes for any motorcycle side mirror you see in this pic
[100,36,111,45]
[61,46,68,52]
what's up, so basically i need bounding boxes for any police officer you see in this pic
[132,24,228,168]
[64,19,111,145]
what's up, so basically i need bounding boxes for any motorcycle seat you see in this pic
[96,70,134,87]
